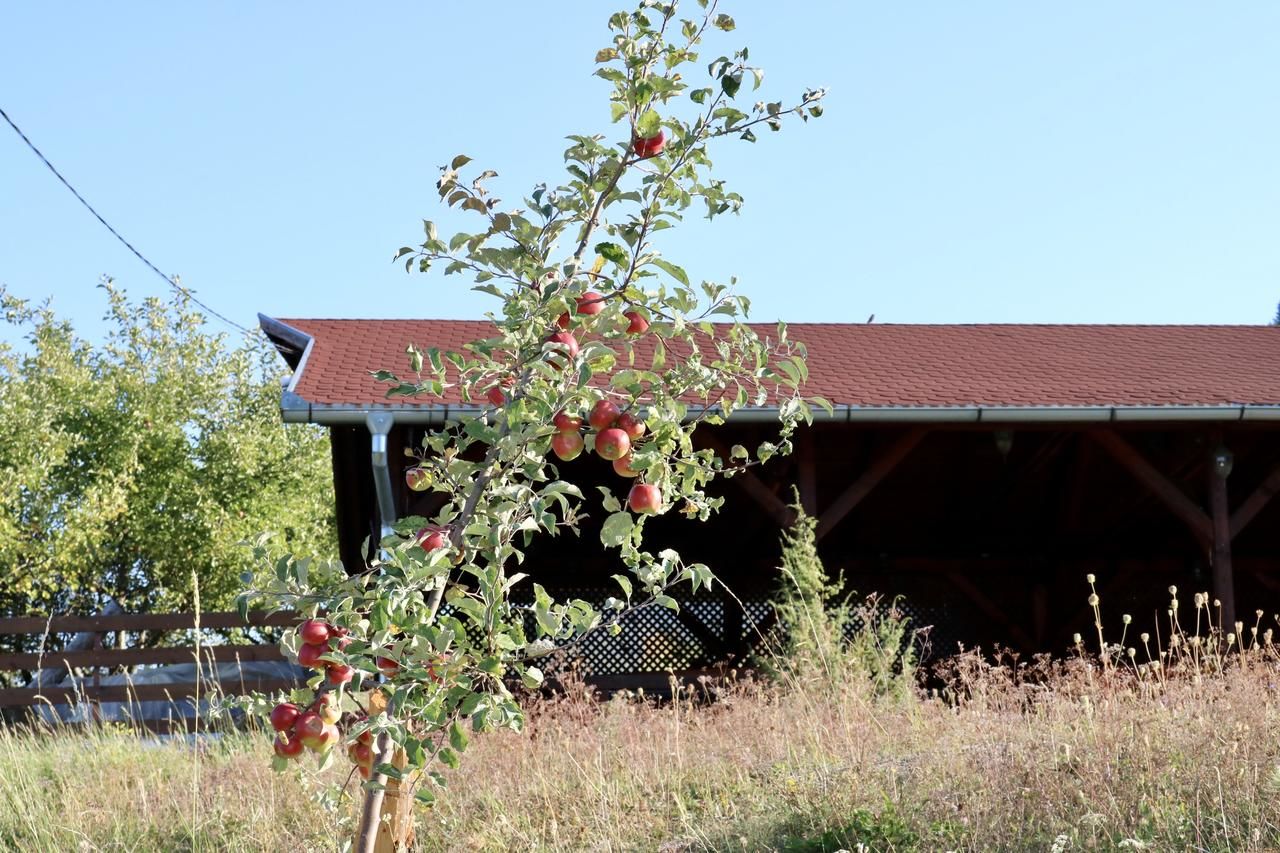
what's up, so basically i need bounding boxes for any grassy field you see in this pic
[2,627,1278,852]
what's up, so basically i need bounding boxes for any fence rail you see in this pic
[0,610,303,716]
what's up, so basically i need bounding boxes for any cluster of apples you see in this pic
[269,692,341,759]
[295,618,357,685]
[270,693,377,778]
[551,399,662,515]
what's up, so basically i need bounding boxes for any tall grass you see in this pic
[0,536,1276,851]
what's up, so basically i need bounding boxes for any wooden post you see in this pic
[372,756,415,853]
[360,690,417,853]
[1208,453,1237,633]
[797,427,818,517]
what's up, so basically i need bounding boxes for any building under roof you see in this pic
[262,316,1280,677]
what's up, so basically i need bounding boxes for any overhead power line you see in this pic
[0,104,254,337]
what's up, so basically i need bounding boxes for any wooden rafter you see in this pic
[945,571,1035,650]
[815,428,926,540]
[1230,460,1280,540]
[1089,430,1212,544]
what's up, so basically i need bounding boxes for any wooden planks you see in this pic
[0,610,300,635]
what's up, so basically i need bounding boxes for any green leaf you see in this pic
[609,102,627,123]
[654,595,680,612]
[600,512,634,548]
[611,574,633,599]
[595,47,619,63]
[594,242,629,266]
[450,154,472,170]
[713,13,735,31]
[449,720,469,752]
[650,258,689,286]
[636,109,661,138]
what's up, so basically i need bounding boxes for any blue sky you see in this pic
[2,1,1278,346]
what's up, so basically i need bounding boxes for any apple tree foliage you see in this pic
[233,0,828,843]
[0,282,335,660]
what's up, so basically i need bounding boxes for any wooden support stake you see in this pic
[1229,461,1280,540]
[816,429,926,541]
[1089,430,1212,544]
[1208,462,1237,632]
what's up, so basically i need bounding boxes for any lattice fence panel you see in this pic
[441,589,953,680]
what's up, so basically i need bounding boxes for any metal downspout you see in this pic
[366,412,398,541]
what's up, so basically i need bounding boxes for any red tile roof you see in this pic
[266,318,1280,411]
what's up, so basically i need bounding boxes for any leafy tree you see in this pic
[234,3,828,849]
[0,280,335,646]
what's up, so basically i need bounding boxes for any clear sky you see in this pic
[2,1,1278,346]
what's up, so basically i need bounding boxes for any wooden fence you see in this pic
[0,610,301,719]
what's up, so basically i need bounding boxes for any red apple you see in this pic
[298,619,331,647]
[295,711,325,742]
[427,654,450,683]
[546,330,579,361]
[613,454,640,478]
[551,430,585,461]
[358,764,372,780]
[297,642,326,669]
[624,310,649,335]
[415,526,448,552]
[483,376,515,407]
[628,483,663,515]
[405,466,430,492]
[274,732,305,759]
[576,292,605,316]
[553,411,583,433]
[595,427,631,461]
[312,693,341,725]
[303,723,339,752]
[556,312,571,330]
[589,399,621,430]
[376,656,400,677]
[269,702,301,733]
[632,129,666,158]
[348,741,374,767]
[326,663,354,686]
[616,412,646,440]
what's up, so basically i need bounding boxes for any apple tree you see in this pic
[232,2,828,849]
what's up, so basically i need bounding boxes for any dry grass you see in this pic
[2,593,1278,852]
[428,654,1280,852]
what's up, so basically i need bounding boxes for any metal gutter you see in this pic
[280,397,1280,426]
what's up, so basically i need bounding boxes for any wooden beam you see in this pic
[1208,457,1237,631]
[797,428,818,516]
[1089,430,1212,544]
[1252,568,1280,595]
[1230,461,1280,540]
[944,571,1035,650]
[702,435,793,527]
[816,428,926,540]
